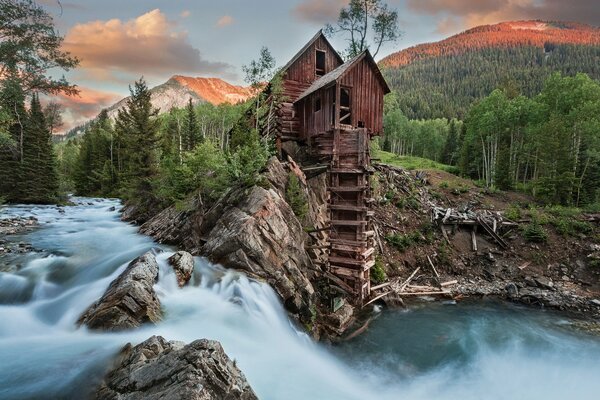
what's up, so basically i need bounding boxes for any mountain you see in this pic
[56,76,255,140]
[104,76,255,119]
[381,20,600,119]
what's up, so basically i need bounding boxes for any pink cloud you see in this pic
[51,87,121,134]
[62,9,233,78]
[407,0,600,31]
[216,15,234,28]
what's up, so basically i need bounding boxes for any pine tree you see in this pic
[20,94,58,203]
[114,78,161,218]
[0,76,25,201]
[182,98,200,151]
[441,119,459,165]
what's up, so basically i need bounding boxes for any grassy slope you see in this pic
[374,150,459,174]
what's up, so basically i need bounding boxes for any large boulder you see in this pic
[140,157,319,325]
[200,183,316,321]
[168,251,194,287]
[78,251,161,331]
[95,335,257,400]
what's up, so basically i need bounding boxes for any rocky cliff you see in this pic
[95,335,257,400]
[138,157,353,337]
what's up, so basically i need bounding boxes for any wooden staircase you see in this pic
[325,128,375,304]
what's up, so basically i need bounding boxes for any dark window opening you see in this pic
[316,50,326,76]
[314,97,321,112]
[330,87,336,125]
[358,121,365,128]
[340,87,351,125]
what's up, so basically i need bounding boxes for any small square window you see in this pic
[314,97,321,112]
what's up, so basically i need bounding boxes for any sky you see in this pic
[38,0,600,133]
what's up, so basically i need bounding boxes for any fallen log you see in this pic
[398,291,450,296]
[440,280,458,287]
[398,267,421,292]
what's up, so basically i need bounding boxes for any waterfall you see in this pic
[1,198,599,400]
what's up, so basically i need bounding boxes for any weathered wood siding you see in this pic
[278,36,343,139]
[297,57,386,141]
[284,35,342,85]
[338,57,385,135]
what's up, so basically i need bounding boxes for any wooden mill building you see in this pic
[260,31,390,303]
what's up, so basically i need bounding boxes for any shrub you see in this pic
[370,257,387,284]
[286,173,308,220]
[385,224,434,252]
[504,204,522,221]
[386,233,417,252]
[523,222,549,243]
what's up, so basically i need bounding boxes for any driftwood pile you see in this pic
[431,206,517,250]
[366,262,459,306]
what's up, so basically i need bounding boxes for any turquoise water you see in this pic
[1,199,599,399]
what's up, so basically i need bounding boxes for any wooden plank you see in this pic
[328,204,369,212]
[324,272,354,294]
[330,265,363,278]
[329,186,368,192]
[329,256,367,267]
[471,227,478,251]
[331,220,368,227]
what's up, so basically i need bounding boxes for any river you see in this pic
[1,198,599,399]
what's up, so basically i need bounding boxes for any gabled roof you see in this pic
[295,50,391,103]
[280,30,344,74]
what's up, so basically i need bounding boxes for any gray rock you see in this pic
[78,251,161,331]
[201,184,315,320]
[505,283,519,298]
[535,276,554,290]
[167,251,194,287]
[590,299,600,307]
[95,335,257,400]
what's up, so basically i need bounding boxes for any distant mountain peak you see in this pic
[380,20,600,68]
[169,75,256,105]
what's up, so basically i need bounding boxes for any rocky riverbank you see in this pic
[95,336,257,400]
[74,248,259,398]
[131,156,352,339]
[120,156,600,341]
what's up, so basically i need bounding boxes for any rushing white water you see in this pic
[1,198,599,400]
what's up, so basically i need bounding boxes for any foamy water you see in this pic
[0,199,599,399]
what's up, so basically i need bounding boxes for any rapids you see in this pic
[1,198,599,399]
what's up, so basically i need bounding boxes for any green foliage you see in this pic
[324,0,400,59]
[182,98,201,151]
[386,224,434,252]
[375,150,459,174]
[286,173,308,220]
[156,140,230,205]
[112,78,162,216]
[0,81,58,203]
[381,109,463,168]
[0,0,79,95]
[504,204,522,221]
[370,257,387,284]
[18,94,59,203]
[60,81,253,216]
[523,221,549,243]
[227,129,272,187]
[384,44,600,120]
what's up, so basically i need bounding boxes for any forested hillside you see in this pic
[381,21,600,119]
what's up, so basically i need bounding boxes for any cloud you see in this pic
[292,0,349,24]
[50,87,121,133]
[180,10,191,18]
[216,15,234,28]
[62,9,234,78]
[407,0,600,32]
